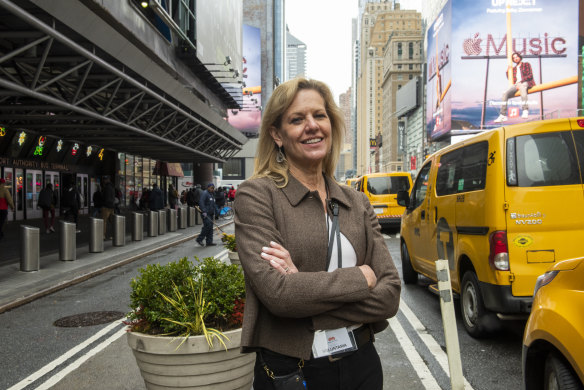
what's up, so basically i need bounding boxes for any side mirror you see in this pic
[397,190,410,208]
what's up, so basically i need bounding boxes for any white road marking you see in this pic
[389,316,442,389]
[399,299,475,390]
[7,321,123,390]
[35,324,127,390]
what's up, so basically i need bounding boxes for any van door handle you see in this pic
[421,210,425,220]
[434,207,438,223]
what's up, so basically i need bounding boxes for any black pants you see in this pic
[0,209,7,239]
[253,341,383,390]
[198,214,214,244]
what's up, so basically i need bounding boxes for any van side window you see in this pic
[411,163,431,209]
[436,141,488,196]
[510,132,580,187]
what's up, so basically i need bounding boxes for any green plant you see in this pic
[126,256,245,347]
[221,233,237,252]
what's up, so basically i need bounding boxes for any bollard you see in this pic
[113,214,126,246]
[20,225,40,272]
[158,210,166,235]
[187,206,196,227]
[435,259,465,390]
[148,210,158,237]
[195,208,202,225]
[89,218,104,253]
[168,208,177,232]
[132,212,144,241]
[59,220,76,261]
[178,207,187,229]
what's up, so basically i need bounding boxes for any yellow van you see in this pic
[356,172,412,228]
[398,117,584,337]
[345,177,357,188]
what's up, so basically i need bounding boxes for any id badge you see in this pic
[312,327,357,358]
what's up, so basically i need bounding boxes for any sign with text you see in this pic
[426,0,579,140]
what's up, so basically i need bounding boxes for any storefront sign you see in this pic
[34,136,46,156]
[18,131,26,146]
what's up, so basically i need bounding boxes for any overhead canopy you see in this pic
[0,0,247,163]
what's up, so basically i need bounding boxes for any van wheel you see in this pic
[544,353,584,390]
[460,271,494,338]
[401,242,418,284]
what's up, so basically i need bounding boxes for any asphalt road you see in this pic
[0,226,525,390]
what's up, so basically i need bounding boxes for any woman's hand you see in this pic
[261,241,298,275]
[359,265,377,289]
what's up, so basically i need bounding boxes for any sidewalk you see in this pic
[0,209,225,314]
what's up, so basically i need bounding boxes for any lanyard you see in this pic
[325,196,342,271]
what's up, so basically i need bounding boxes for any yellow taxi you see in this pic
[523,257,584,390]
[356,172,412,228]
[398,117,584,337]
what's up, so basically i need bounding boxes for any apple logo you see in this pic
[463,33,482,56]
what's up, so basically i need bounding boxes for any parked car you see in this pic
[355,172,412,228]
[398,117,584,337]
[523,257,584,390]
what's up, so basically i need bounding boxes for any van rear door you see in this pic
[505,123,584,297]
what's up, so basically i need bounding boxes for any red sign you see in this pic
[410,156,417,170]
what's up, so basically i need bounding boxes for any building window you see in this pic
[409,42,414,59]
[397,43,402,58]
[220,158,245,180]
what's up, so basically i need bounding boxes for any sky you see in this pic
[285,0,423,102]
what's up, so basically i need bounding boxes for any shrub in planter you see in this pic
[126,256,245,345]
[221,233,237,252]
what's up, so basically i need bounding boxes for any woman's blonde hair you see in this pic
[252,77,345,187]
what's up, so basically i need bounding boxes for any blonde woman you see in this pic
[235,78,401,389]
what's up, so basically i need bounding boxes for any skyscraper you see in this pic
[286,27,307,80]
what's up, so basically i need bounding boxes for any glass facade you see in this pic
[117,153,162,207]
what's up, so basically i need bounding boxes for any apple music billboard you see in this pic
[426,0,579,141]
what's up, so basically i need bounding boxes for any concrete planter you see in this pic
[228,250,241,266]
[127,328,255,390]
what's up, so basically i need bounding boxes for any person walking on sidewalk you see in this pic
[101,177,115,240]
[234,78,401,390]
[0,178,15,241]
[62,183,81,233]
[148,183,163,211]
[196,183,216,247]
[38,183,57,234]
[92,184,103,218]
[168,184,179,210]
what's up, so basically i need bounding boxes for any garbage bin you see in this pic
[20,225,40,272]
[168,208,177,232]
[59,220,76,261]
[148,210,158,237]
[178,207,187,229]
[113,214,125,246]
[89,218,104,253]
[132,212,144,241]
[187,207,196,227]
[158,210,166,235]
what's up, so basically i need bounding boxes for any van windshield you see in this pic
[367,176,410,195]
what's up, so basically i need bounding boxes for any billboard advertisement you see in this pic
[227,24,262,136]
[427,0,579,141]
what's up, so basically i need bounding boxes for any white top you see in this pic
[326,215,357,271]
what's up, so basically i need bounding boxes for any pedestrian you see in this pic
[234,78,401,390]
[228,186,236,203]
[168,184,179,210]
[38,183,57,233]
[180,190,187,205]
[149,183,163,211]
[139,188,149,210]
[114,187,122,214]
[92,184,103,218]
[186,188,196,207]
[214,186,225,218]
[101,177,115,240]
[193,184,203,208]
[0,178,15,240]
[196,183,216,247]
[62,182,81,232]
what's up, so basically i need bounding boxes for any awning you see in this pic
[153,162,184,177]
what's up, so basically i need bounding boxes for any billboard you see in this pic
[426,0,579,141]
[227,24,262,136]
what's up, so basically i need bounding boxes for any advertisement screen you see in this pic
[227,24,262,136]
[427,0,579,141]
